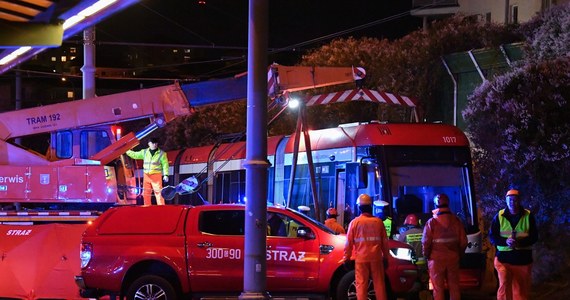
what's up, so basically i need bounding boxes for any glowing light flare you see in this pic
[62,15,85,29]
[288,98,301,109]
[1,0,119,65]
[64,0,119,29]
[79,0,117,17]
[0,46,31,65]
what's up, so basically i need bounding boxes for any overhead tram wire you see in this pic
[268,10,414,55]
[197,5,434,77]
[138,2,215,46]
[34,4,441,81]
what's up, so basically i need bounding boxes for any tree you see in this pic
[463,3,570,281]
[163,101,247,149]
[519,3,570,61]
[300,15,520,125]
[163,16,520,149]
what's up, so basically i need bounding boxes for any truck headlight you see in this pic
[390,247,413,261]
[80,243,93,268]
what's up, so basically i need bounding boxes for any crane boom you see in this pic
[0,83,189,140]
[0,64,359,205]
[0,64,356,141]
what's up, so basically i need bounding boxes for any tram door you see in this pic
[336,170,348,229]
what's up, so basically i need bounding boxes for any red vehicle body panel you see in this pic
[285,123,470,153]
[78,204,419,298]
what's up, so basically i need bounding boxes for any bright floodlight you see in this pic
[288,98,300,109]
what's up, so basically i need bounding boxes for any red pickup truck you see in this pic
[75,204,419,300]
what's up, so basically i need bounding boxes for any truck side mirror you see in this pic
[297,226,315,240]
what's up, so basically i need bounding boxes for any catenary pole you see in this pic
[240,0,269,299]
[81,27,96,99]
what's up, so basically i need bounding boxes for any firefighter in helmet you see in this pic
[398,214,423,260]
[324,207,345,234]
[399,213,429,293]
[343,193,390,300]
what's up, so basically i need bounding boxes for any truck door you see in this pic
[186,209,245,292]
[266,212,320,291]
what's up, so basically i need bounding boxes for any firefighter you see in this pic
[422,194,467,300]
[398,214,423,260]
[399,213,429,294]
[126,137,169,205]
[324,207,345,234]
[343,193,390,300]
[489,189,537,300]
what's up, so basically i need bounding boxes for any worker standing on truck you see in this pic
[324,207,346,234]
[126,137,169,205]
[343,193,390,300]
[489,189,537,300]
[422,193,467,300]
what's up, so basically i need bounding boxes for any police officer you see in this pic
[343,194,390,300]
[490,189,537,300]
[324,207,345,234]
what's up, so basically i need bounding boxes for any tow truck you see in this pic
[0,64,365,299]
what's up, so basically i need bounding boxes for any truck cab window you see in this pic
[80,130,111,159]
[55,131,72,159]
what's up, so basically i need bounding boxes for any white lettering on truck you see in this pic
[266,250,306,262]
[204,248,306,262]
[6,229,32,236]
[0,175,24,184]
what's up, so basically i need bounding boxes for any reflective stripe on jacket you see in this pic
[497,208,531,252]
[405,232,423,243]
[126,148,169,175]
[422,208,468,262]
[344,214,390,263]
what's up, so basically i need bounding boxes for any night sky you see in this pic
[94,0,420,51]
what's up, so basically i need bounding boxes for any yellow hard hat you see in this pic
[357,194,372,206]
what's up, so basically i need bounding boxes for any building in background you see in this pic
[412,0,570,28]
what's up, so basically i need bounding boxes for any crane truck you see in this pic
[0,64,358,221]
[0,64,366,300]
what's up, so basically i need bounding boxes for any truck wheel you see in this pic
[336,271,396,300]
[126,275,177,300]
